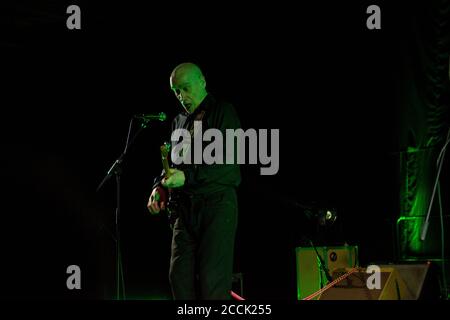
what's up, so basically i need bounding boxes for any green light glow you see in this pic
[399,147,437,258]
[397,216,423,255]
[408,191,428,253]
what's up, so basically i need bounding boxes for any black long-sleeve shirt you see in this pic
[156,94,241,195]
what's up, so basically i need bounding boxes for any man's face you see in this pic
[170,70,206,114]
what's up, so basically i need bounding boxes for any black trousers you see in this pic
[169,188,238,300]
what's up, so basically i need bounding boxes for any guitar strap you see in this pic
[189,109,207,137]
[178,108,207,162]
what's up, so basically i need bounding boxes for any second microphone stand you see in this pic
[307,238,332,288]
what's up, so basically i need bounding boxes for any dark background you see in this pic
[0,0,440,299]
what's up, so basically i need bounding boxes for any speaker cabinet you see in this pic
[295,246,358,300]
[378,263,439,299]
[317,263,436,300]
[318,267,410,300]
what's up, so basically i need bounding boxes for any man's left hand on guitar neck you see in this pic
[162,168,186,188]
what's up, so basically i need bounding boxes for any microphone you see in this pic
[134,112,167,122]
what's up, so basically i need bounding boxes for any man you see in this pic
[147,62,241,300]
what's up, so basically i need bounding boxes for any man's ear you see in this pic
[200,76,206,88]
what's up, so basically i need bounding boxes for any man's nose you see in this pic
[177,91,185,102]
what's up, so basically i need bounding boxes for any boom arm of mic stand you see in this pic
[96,118,149,193]
[96,157,123,192]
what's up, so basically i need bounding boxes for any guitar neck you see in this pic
[162,157,171,177]
[160,145,171,177]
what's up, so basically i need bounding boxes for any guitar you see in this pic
[159,142,179,224]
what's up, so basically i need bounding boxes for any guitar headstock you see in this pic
[160,142,171,159]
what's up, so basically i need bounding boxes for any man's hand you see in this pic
[147,186,166,214]
[162,168,185,188]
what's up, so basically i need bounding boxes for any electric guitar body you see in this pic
[160,142,180,224]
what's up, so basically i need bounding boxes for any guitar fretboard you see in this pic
[160,144,171,177]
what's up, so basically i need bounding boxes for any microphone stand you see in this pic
[96,118,153,300]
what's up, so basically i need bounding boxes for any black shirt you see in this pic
[166,94,241,195]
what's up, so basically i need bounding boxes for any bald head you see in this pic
[170,63,204,81]
[170,63,207,113]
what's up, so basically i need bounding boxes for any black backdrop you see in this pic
[1,0,445,299]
